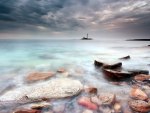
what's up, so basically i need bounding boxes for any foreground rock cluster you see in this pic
[0,56,150,113]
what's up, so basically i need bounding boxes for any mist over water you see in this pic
[0,38,149,112]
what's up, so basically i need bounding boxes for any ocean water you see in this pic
[0,38,149,112]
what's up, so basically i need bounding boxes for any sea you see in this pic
[0,38,149,112]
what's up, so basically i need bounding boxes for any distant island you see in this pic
[81,34,92,40]
[127,39,150,41]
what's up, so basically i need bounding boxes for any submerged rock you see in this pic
[84,87,97,94]
[119,55,130,60]
[82,109,93,113]
[130,87,148,101]
[78,96,98,110]
[26,72,55,83]
[129,100,150,112]
[113,102,122,113]
[31,102,51,110]
[0,78,83,101]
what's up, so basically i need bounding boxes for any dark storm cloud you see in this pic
[0,0,150,35]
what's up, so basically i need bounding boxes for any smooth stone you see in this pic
[78,96,98,110]
[130,87,148,101]
[0,78,83,101]
[129,100,150,112]
[26,72,54,83]
[99,93,116,105]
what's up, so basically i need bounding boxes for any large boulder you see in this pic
[0,78,83,101]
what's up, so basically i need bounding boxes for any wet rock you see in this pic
[103,62,122,70]
[14,109,41,113]
[78,96,98,110]
[57,68,66,73]
[119,55,130,60]
[0,78,83,101]
[128,69,149,75]
[134,74,150,82]
[129,100,150,112]
[31,102,51,110]
[103,69,132,80]
[94,60,104,67]
[99,93,116,105]
[26,72,54,83]
[113,102,122,113]
[91,96,101,105]
[84,87,97,94]
[110,82,127,86]
[94,60,122,69]
[82,109,93,113]
[130,87,148,101]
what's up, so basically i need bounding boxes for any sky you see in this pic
[0,0,150,39]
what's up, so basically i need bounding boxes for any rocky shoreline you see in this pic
[0,55,150,113]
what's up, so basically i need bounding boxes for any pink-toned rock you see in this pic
[129,100,150,112]
[14,109,41,113]
[57,68,66,73]
[78,97,98,110]
[99,93,116,105]
[130,87,148,100]
[26,72,54,83]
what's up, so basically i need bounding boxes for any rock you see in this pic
[113,102,122,113]
[130,87,148,101]
[94,60,104,67]
[134,74,150,82]
[99,93,115,105]
[94,60,122,69]
[127,69,149,75]
[14,109,41,113]
[57,68,66,73]
[31,102,51,110]
[82,109,93,113]
[26,72,54,83]
[148,45,150,47]
[103,62,122,69]
[119,55,130,60]
[91,96,101,105]
[99,107,115,113]
[84,87,97,94]
[78,96,98,110]
[103,69,132,80]
[0,78,83,101]
[129,100,150,112]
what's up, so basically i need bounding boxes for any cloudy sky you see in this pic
[0,0,150,38]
